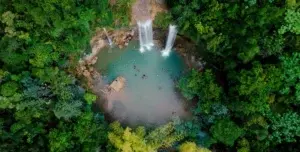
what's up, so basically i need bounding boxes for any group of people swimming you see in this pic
[133,65,148,79]
[133,65,165,90]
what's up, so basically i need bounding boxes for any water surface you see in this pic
[95,41,189,126]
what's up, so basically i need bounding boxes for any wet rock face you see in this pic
[83,70,91,77]
[112,30,135,49]
[153,40,163,48]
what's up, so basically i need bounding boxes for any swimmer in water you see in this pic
[142,74,148,79]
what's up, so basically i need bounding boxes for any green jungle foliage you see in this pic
[108,121,183,151]
[0,0,113,151]
[1,0,299,151]
[153,12,173,29]
[108,121,210,152]
[110,0,135,27]
[169,0,300,151]
[179,142,211,152]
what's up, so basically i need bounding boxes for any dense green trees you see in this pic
[108,121,183,151]
[268,112,300,144]
[1,0,299,151]
[210,119,244,146]
[0,0,112,151]
[110,0,134,27]
[178,69,223,114]
[179,142,211,152]
[153,12,173,29]
[171,0,300,151]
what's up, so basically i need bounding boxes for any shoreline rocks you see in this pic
[112,29,135,49]
[77,28,136,88]
[108,76,126,92]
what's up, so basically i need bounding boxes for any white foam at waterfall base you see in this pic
[162,50,171,57]
[162,25,177,57]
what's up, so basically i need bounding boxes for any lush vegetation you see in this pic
[1,0,299,151]
[110,0,135,27]
[167,0,300,151]
[0,0,113,151]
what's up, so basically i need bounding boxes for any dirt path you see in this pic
[131,0,151,23]
[131,0,167,25]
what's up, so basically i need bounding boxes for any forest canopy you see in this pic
[0,0,300,152]
[167,0,300,151]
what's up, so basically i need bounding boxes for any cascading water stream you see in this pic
[146,20,154,47]
[138,22,145,52]
[103,28,113,46]
[137,19,154,53]
[162,25,177,57]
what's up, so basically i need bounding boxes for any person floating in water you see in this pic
[133,65,140,72]
[142,74,148,79]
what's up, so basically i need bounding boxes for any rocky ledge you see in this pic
[76,28,135,88]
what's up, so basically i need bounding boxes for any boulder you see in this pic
[83,70,91,77]
[130,30,135,36]
[108,76,126,92]
[90,56,98,65]
[92,71,101,79]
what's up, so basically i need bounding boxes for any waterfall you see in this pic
[138,22,145,52]
[103,28,113,46]
[137,19,154,53]
[146,20,154,47]
[162,25,177,57]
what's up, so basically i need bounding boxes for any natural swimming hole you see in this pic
[94,41,190,126]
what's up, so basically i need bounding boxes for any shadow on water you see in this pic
[94,41,190,127]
